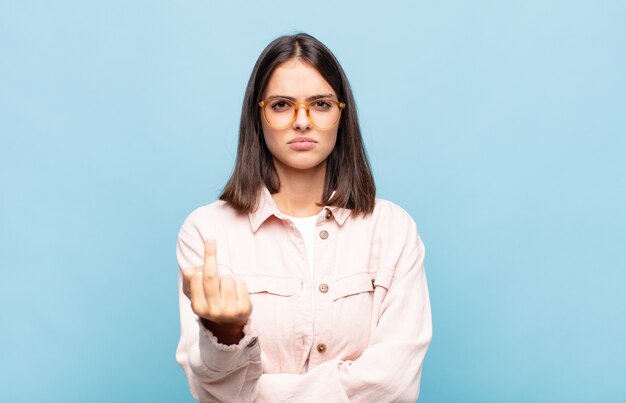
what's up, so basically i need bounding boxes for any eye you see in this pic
[312,100,332,110]
[270,100,292,112]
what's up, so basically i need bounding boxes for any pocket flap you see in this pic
[239,275,301,297]
[331,272,374,300]
[372,267,394,290]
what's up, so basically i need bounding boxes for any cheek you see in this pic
[261,124,279,151]
[326,132,338,153]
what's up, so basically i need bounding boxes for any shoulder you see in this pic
[183,200,238,223]
[365,197,424,258]
[179,200,247,235]
[369,197,418,231]
[369,198,425,275]
[373,198,414,219]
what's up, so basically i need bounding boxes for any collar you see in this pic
[248,187,351,233]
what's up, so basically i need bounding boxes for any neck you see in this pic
[272,160,326,217]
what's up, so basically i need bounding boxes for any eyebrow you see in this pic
[265,93,336,101]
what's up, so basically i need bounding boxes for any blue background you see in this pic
[1,1,625,402]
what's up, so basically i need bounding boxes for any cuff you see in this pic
[195,318,260,372]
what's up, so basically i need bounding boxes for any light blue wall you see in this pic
[1,1,624,402]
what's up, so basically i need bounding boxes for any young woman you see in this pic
[176,33,432,403]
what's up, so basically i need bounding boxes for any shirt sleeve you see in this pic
[175,217,263,403]
[254,223,432,403]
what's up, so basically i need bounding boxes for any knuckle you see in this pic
[206,305,221,320]
[237,280,250,292]
[183,266,201,278]
[190,301,203,315]
[220,307,235,319]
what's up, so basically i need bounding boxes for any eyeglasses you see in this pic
[259,98,346,129]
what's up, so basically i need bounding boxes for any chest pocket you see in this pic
[329,268,396,353]
[238,275,301,373]
[327,272,376,359]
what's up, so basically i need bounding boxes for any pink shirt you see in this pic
[176,188,432,402]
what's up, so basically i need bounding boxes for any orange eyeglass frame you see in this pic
[258,98,346,129]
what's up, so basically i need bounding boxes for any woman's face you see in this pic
[260,58,339,173]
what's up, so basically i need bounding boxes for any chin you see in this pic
[290,161,324,171]
[279,156,327,171]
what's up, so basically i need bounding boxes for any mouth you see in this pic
[287,137,317,144]
[287,137,318,151]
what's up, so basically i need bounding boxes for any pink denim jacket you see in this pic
[176,188,432,402]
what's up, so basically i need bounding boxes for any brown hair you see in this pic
[220,33,376,215]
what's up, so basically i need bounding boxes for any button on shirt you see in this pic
[176,188,432,403]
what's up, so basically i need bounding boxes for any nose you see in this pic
[292,104,311,130]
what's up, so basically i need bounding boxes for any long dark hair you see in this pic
[220,33,376,215]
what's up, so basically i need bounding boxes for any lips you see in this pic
[287,137,317,151]
[287,137,317,144]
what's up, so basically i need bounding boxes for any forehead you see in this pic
[263,58,335,97]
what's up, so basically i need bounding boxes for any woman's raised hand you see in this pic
[182,240,252,343]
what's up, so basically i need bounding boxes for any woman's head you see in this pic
[220,33,375,215]
[260,57,340,177]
